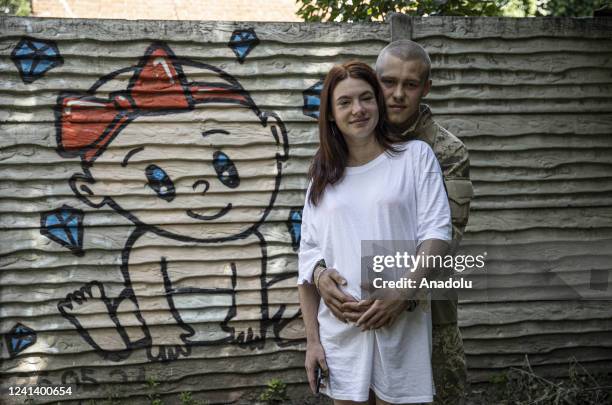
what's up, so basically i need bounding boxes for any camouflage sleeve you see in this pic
[433,125,474,253]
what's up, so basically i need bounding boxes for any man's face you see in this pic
[377,54,431,128]
[85,109,283,241]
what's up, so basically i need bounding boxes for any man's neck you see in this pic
[398,109,421,133]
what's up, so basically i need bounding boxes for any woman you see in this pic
[298,61,451,404]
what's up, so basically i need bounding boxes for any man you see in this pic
[312,40,473,405]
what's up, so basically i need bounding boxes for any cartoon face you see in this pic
[75,109,286,242]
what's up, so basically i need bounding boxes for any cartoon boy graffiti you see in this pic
[56,43,299,362]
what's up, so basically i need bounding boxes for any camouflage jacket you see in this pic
[400,104,474,324]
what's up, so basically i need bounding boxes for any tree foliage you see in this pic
[537,0,608,17]
[297,0,514,21]
[296,0,608,21]
[1,0,31,16]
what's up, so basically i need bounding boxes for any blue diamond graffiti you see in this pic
[54,42,301,363]
[228,28,260,63]
[6,323,37,359]
[302,80,323,119]
[11,37,64,84]
[287,208,303,252]
[40,205,85,256]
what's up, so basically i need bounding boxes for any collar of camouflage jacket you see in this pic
[399,104,432,138]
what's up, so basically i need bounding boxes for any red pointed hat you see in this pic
[56,43,254,163]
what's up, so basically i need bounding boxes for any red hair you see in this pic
[308,61,398,206]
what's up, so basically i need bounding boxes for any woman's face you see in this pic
[330,77,379,145]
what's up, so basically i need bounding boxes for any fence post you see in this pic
[388,12,412,41]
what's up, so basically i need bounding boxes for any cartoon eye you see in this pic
[212,151,240,189]
[145,164,176,202]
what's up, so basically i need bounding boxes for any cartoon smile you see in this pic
[186,203,232,221]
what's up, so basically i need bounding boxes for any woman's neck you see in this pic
[345,135,384,167]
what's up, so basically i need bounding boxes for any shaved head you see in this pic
[376,40,431,82]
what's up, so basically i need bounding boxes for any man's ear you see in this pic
[422,79,432,98]
[263,112,289,162]
[69,173,106,208]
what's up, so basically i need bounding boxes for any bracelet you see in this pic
[314,266,328,291]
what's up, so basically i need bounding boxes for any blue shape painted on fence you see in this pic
[228,28,260,63]
[287,207,303,251]
[302,80,323,119]
[6,323,37,358]
[10,37,64,84]
[40,205,84,256]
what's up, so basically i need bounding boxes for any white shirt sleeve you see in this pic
[297,185,323,284]
[416,143,452,245]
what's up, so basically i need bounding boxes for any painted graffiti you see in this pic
[5,323,37,359]
[55,41,301,363]
[228,28,260,63]
[10,37,64,84]
[302,80,323,119]
[40,205,85,256]
[287,208,302,252]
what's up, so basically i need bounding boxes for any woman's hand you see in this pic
[305,341,328,394]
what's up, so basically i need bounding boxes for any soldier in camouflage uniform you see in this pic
[399,103,472,405]
[313,40,473,404]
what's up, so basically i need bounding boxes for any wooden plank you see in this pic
[432,67,612,86]
[462,319,612,340]
[473,179,612,196]
[419,37,612,55]
[0,177,309,204]
[0,121,320,149]
[0,255,298,284]
[411,17,612,39]
[464,331,612,355]
[0,326,304,362]
[462,228,612,244]
[471,193,612,209]
[466,207,612,232]
[0,303,302,336]
[464,134,612,151]
[0,73,328,94]
[0,143,319,165]
[0,106,323,124]
[458,301,612,327]
[470,148,612,168]
[0,38,386,59]
[0,17,391,42]
[470,164,612,182]
[437,114,612,137]
[0,222,301,254]
[0,54,381,78]
[466,347,612,369]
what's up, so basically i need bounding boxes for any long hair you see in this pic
[308,61,399,206]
